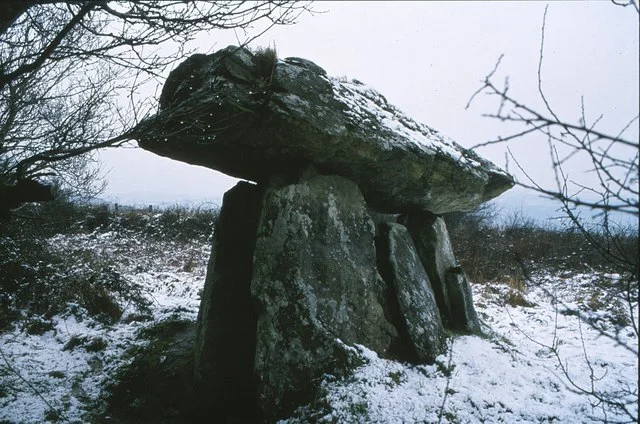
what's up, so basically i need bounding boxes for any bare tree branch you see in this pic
[0,1,311,215]
[468,4,638,421]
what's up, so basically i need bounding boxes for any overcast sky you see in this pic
[99,1,639,224]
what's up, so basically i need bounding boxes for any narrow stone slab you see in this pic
[400,211,481,332]
[193,181,263,422]
[381,223,446,363]
[446,267,481,333]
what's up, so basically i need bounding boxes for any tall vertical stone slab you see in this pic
[446,266,481,333]
[378,223,446,363]
[399,211,480,333]
[251,174,396,419]
[193,181,263,422]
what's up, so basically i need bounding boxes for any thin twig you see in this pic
[0,344,68,422]
[437,338,455,424]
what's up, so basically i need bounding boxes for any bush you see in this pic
[103,204,218,242]
[0,232,151,330]
[1,199,218,331]
[3,197,219,241]
[444,205,638,284]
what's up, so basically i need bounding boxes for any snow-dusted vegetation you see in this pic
[0,204,637,423]
[282,271,638,423]
[0,204,215,422]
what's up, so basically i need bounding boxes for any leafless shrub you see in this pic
[464,4,638,421]
[0,1,311,215]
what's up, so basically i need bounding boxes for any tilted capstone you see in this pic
[135,45,513,214]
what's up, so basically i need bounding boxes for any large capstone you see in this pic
[135,45,514,214]
[250,173,398,419]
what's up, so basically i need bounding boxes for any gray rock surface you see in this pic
[134,44,504,420]
[379,223,446,363]
[250,173,397,418]
[135,45,513,214]
[399,211,480,332]
[193,181,263,422]
[446,267,481,333]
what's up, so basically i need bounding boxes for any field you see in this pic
[0,203,637,423]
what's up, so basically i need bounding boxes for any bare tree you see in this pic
[0,1,311,216]
[467,1,638,256]
[467,4,638,422]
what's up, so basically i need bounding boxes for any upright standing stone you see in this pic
[251,174,397,419]
[378,223,446,363]
[399,211,480,333]
[446,267,481,333]
[193,181,263,422]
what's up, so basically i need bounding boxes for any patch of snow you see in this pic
[1,231,637,423]
[329,78,508,178]
[281,270,638,424]
[0,232,209,423]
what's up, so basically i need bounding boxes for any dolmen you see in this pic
[134,45,514,422]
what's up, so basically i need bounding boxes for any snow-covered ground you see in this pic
[0,230,209,423]
[282,273,638,423]
[1,232,637,423]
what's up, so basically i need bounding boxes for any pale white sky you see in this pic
[99,1,639,223]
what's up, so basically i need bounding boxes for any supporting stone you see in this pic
[446,267,481,333]
[399,211,480,333]
[251,174,396,419]
[193,181,263,422]
[378,223,446,363]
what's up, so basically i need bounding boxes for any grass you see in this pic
[0,200,218,332]
[251,45,278,84]
[443,204,638,285]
